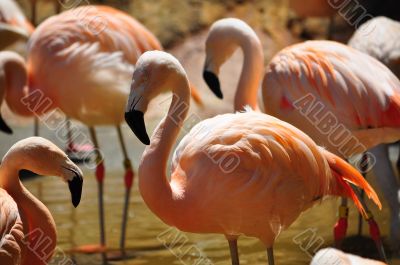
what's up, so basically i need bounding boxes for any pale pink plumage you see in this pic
[263,40,400,156]
[125,51,381,264]
[0,137,83,265]
[0,0,33,50]
[204,18,400,158]
[25,5,161,125]
[169,108,380,244]
[348,16,400,249]
[0,0,34,35]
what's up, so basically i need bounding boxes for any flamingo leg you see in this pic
[228,239,239,265]
[357,152,369,235]
[30,0,38,138]
[267,247,274,265]
[352,188,388,262]
[396,141,400,174]
[55,0,63,14]
[116,126,134,256]
[65,119,76,156]
[31,0,37,26]
[370,144,400,253]
[88,127,107,261]
[327,16,335,40]
[334,197,348,248]
[65,119,94,163]
[34,117,39,136]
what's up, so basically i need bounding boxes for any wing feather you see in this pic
[0,190,24,265]
[264,40,400,129]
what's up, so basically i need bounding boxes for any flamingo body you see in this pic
[0,0,34,35]
[0,0,33,50]
[26,6,161,125]
[167,108,379,246]
[263,40,400,157]
[349,17,400,82]
[0,189,24,265]
[203,19,397,256]
[348,16,400,250]
[125,51,380,264]
[311,248,386,265]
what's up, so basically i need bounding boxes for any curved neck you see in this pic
[0,54,38,116]
[234,35,264,111]
[139,77,190,225]
[0,160,56,265]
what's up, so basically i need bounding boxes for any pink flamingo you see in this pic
[124,50,381,265]
[312,248,386,265]
[0,5,202,256]
[0,0,34,50]
[203,18,400,258]
[0,136,83,265]
[348,16,400,251]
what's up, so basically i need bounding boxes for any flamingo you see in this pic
[0,0,34,50]
[311,248,386,265]
[0,5,202,256]
[124,50,381,265]
[348,16,400,251]
[0,136,83,265]
[203,18,400,258]
[288,0,336,39]
[23,0,89,158]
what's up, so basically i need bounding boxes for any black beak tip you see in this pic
[0,116,13,134]
[68,175,83,208]
[203,70,223,99]
[125,110,150,145]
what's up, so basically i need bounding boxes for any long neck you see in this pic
[234,36,264,111]
[0,55,37,117]
[139,77,190,225]
[0,160,57,265]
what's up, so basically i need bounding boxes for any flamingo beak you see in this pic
[125,110,150,145]
[66,168,83,207]
[0,114,12,134]
[203,70,223,99]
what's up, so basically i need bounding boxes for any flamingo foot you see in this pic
[334,206,348,248]
[107,250,136,261]
[66,142,95,163]
[390,212,400,254]
[69,244,107,254]
[367,217,388,262]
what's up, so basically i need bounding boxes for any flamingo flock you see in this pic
[0,1,398,265]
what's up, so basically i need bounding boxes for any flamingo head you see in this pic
[2,137,84,207]
[125,51,187,145]
[203,18,262,101]
[203,18,253,99]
